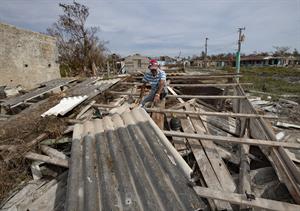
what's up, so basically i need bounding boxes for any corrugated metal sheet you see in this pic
[41,78,121,117]
[66,108,206,211]
[41,95,88,117]
[68,78,120,97]
[1,78,76,108]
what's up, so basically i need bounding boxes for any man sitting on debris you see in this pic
[140,59,168,107]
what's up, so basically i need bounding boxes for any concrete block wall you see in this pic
[0,22,60,89]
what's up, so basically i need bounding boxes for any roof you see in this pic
[1,78,76,108]
[65,108,206,211]
[41,95,88,117]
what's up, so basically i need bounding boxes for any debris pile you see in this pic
[1,72,300,211]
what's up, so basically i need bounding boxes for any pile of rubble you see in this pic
[0,72,300,211]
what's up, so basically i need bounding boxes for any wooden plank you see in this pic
[25,152,69,168]
[193,186,300,211]
[151,99,166,129]
[133,74,242,79]
[167,94,246,99]
[121,82,252,87]
[167,86,185,103]
[238,144,252,210]
[145,108,278,119]
[167,87,232,210]
[40,145,69,160]
[179,113,232,210]
[185,104,237,193]
[235,84,300,203]
[109,91,246,99]
[163,131,300,149]
[1,172,68,211]
[93,103,118,108]
[27,133,48,148]
[76,100,96,119]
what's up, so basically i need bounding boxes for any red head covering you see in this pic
[149,59,159,70]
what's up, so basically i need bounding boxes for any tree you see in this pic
[292,48,300,57]
[200,51,205,59]
[273,46,290,56]
[47,2,107,76]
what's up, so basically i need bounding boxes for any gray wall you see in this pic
[124,54,149,73]
[0,22,60,89]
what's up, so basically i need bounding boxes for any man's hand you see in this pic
[154,93,160,104]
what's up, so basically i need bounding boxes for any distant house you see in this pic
[156,56,177,66]
[190,57,217,68]
[0,22,60,89]
[124,54,149,73]
[240,56,300,67]
[215,55,300,68]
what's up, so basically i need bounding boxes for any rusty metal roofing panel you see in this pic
[66,108,206,211]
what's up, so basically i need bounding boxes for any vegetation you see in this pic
[240,67,300,95]
[47,2,107,76]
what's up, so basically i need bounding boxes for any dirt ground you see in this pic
[0,93,68,203]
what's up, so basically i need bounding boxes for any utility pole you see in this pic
[236,27,245,82]
[204,37,208,68]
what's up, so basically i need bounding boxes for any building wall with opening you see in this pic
[124,54,149,73]
[0,22,60,89]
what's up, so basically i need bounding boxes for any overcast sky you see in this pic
[0,0,299,57]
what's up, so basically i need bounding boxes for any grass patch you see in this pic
[239,67,300,95]
[241,75,300,95]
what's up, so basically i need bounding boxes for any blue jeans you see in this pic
[141,87,167,106]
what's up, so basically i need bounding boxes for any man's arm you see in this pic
[154,79,166,103]
[156,80,165,96]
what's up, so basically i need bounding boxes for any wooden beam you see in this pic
[27,133,48,148]
[133,74,242,79]
[167,94,246,99]
[76,100,95,119]
[93,103,118,108]
[145,108,278,119]
[25,152,69,168]
[193,186,300,211]
[108,91,246,99]
[167,86,185,103]
[151,100,165,129]
[167,86,234,210]
[234,84,300,203]
[184,104,237,191]
[178,113,232,210]
[238,125,252,210]
[121,82,252,87]
[163,131,300,149]
[40,145,69,160]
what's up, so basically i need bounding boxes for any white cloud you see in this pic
[0,0,299,56]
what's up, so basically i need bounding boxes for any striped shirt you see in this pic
[142,69,167,90]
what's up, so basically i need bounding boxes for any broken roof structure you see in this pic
[66,108,205,211]
[1,71,300,211]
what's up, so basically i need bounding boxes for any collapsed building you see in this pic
[0,67,300,210]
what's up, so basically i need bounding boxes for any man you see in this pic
[140,59,168,107]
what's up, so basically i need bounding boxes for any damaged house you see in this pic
[1,70,300,211]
